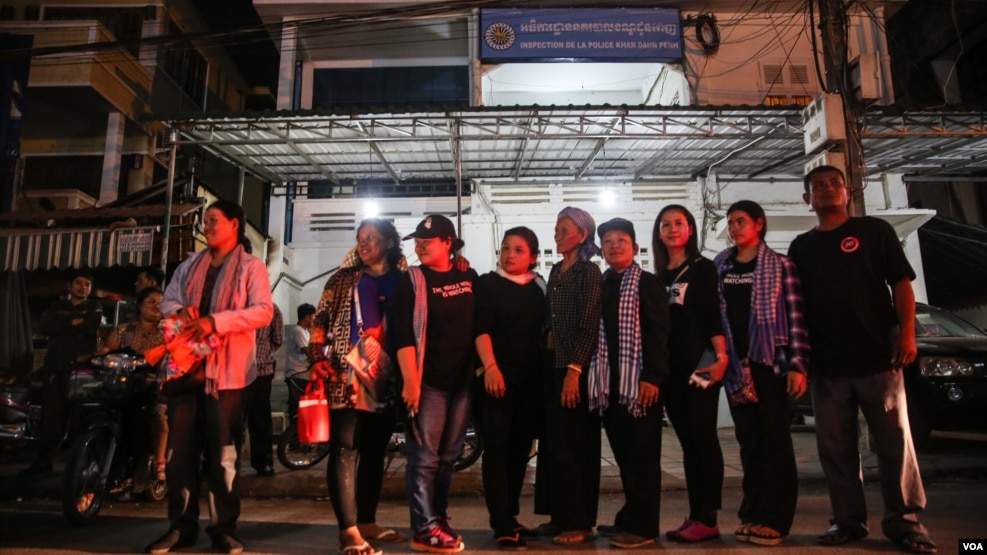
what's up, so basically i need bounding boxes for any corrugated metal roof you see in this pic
[0,226,158,271]
[162,106,987,188]
[0,203,202,225]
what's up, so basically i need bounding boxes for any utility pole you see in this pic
[816,0,867,216]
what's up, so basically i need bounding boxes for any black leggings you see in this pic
[327,408,396,528]
[475,379,540,535]
[664,365,724,525]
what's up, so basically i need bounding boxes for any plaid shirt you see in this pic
[254,304,284,376]
[545,259,603,370]
[714,241,809,404]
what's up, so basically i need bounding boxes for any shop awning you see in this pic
[0,225,158,272]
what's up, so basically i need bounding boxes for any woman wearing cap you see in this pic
[591,218,671,549]
[308,218,408,555]
[535,206,604,546]
[473,226,547,550]
[653,204,729,542]
[393,214,479,554]
[713,200,809,546]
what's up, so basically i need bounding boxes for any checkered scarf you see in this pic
[588,263,644,417]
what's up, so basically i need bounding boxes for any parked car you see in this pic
[793,303,987,448]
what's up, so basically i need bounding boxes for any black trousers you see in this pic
[542,366,601,531]
[729,364,798,535]
[475,378,540,535]
[602,401,663,538]
[165,385,250,538]
[664,367,724,524]
[246,373,274,470]
[327,407,396,528]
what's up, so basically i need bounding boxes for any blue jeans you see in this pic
[405,383,471,531]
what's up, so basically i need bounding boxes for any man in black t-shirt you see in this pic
[788,166,935,554]
[21,270,103,476]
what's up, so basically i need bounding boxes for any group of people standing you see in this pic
[254,163,928,555]
[34,165,929,555]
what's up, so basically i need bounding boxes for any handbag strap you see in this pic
[669,257,701,286]
[352,280,364,336]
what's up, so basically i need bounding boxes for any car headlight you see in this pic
[918,357,974,377]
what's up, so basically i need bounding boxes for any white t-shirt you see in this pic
[284,325,311,379]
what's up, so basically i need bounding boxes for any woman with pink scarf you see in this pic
[147,200,273,555]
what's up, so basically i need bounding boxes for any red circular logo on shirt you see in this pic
[841,236,860,253]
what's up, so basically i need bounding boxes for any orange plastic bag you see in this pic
[297,379,330,443]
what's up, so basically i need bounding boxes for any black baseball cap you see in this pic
[597,217,636,243]
[403,214,457,240]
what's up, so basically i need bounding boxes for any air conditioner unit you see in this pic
[802,93,845,155]
[804,151,843,175]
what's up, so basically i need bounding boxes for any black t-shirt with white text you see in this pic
[722,257,756,361]
[660,258,724,375]
[788,217,915,376]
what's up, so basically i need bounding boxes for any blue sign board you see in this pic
[479,8,682,62]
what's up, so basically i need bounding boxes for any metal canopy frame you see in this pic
[162,106,987,191]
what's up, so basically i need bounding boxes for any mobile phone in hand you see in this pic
[689,371,713,389]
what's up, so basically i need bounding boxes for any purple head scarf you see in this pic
[558,206,601,261]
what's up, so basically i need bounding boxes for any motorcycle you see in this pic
[61,351,166,526]
[0,378,43,450]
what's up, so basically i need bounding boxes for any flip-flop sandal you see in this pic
[339,541,381,555]
[749,525,787,546]
[553,529,594,545]
[735,523,752,542]
[495,533,527,551]
[371,530,406,544]
[609,533,655,549]
[898,533,937,554]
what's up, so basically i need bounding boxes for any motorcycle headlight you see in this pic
[918,357,974,377]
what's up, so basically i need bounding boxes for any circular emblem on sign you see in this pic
[485,22,516,51]
[841,236,860,253]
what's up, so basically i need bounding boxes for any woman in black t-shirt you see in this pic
[652,205,728,543]
[394,214,478,553]
[474,226,547,550]
[713,200,809,547]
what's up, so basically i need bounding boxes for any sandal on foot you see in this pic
[370,530,406,544]
[512,523,537,539]
[749,525,787,546]
[495,533,527,551]
[609,533,655,549]
[897,532,937,554]
[735,524,752,542]
[155,461,167,482]
[340,541,381,555]
[552,529,594,545]
[818,523,868,546]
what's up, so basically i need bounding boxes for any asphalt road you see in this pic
[1,478,985,554]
